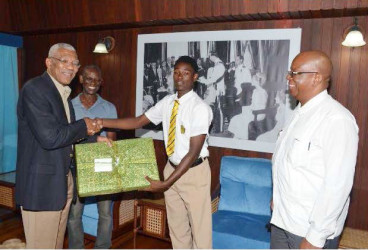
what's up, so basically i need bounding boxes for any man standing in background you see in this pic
[199,51,225,133]
[67,65,117,249]
[271,51,359,249]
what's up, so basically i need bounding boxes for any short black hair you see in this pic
[174,56,199,73]
[81,64,102,77]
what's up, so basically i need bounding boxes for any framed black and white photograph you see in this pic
[135,28,301,153]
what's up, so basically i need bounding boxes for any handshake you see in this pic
[84,118,104,136]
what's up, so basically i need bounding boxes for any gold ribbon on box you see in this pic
[75,138,159,197]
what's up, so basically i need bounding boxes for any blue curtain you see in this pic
[0,45,18,173]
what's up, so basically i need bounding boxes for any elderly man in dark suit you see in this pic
[15,43,108,249]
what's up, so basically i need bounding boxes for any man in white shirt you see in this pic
[96,56,213,249]
[271,51,359,249]
[234,55,252,97]
[199,51,225,132]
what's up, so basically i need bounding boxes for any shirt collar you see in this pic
[48,72,71,99]
[75,93,102,109]
[297,90,328,114]
[173,90,194,104]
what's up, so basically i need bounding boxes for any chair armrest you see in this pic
[211,183,221,214]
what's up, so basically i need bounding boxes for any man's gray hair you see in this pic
[48,43,76,57]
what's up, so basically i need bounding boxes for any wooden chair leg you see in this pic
[133,199,138,249]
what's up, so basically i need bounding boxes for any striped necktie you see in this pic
[166,100,179,156]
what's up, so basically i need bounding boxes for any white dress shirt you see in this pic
[271,90,359,247]
[206,59,225,95]
[145,90,213,165]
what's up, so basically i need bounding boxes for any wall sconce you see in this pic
[93,36,116,53]
[342,18,366,47]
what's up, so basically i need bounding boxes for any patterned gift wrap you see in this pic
[75,138,160,197]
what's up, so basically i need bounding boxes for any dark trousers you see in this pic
[270,225,340,249]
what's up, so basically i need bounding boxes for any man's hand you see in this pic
[97,136,113,147]
[84,118,101,135]
[95,118,104,129]
[143,176,169,192]
[300,238,321,249]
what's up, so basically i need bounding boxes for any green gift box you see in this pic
[75,138,160,197]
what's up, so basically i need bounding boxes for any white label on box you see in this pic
[94,158,113,172]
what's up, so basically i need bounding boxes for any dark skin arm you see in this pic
[106,131,117,141]
[144,134,207,192]
[97,114,151,130]
[300,238,320,249]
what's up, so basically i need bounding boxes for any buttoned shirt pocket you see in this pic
[306,140,324,174]
[178,118,190,138]
[287,137,309,168]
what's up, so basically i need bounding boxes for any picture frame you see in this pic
[135,28,301,153]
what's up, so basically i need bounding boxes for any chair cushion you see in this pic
[82,215,98,236]
[81,197,113,237]
[82,197,99,219]
[218,156,272,216]
[212,210,271,249]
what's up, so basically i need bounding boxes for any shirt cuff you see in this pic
[190,127,209,137]
[143,112,158,125]
[305,228,328,248]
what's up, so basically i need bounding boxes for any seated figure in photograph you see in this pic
[93,56,214,249]
[227,72,268,140]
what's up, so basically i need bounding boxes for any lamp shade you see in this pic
[93,42,108,53]
[342,29,366,47]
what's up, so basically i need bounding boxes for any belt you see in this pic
[169,157,208,168]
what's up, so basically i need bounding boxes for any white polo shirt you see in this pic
[145,90,213,165]
[271,90,359,247]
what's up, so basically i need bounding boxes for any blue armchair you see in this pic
[212,156,272,249]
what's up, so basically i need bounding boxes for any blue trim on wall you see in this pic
[0,33,23,48]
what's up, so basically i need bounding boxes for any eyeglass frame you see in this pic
[49,56,81,68]
[287,71,318,78]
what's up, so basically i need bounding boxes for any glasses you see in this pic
[49,57,80,68]
[84,76,103,84]
[287,71,318,78]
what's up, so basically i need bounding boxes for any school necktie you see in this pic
[166,100,179,157]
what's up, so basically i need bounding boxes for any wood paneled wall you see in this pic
[2,0,368,34]
[21,15,368,230]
